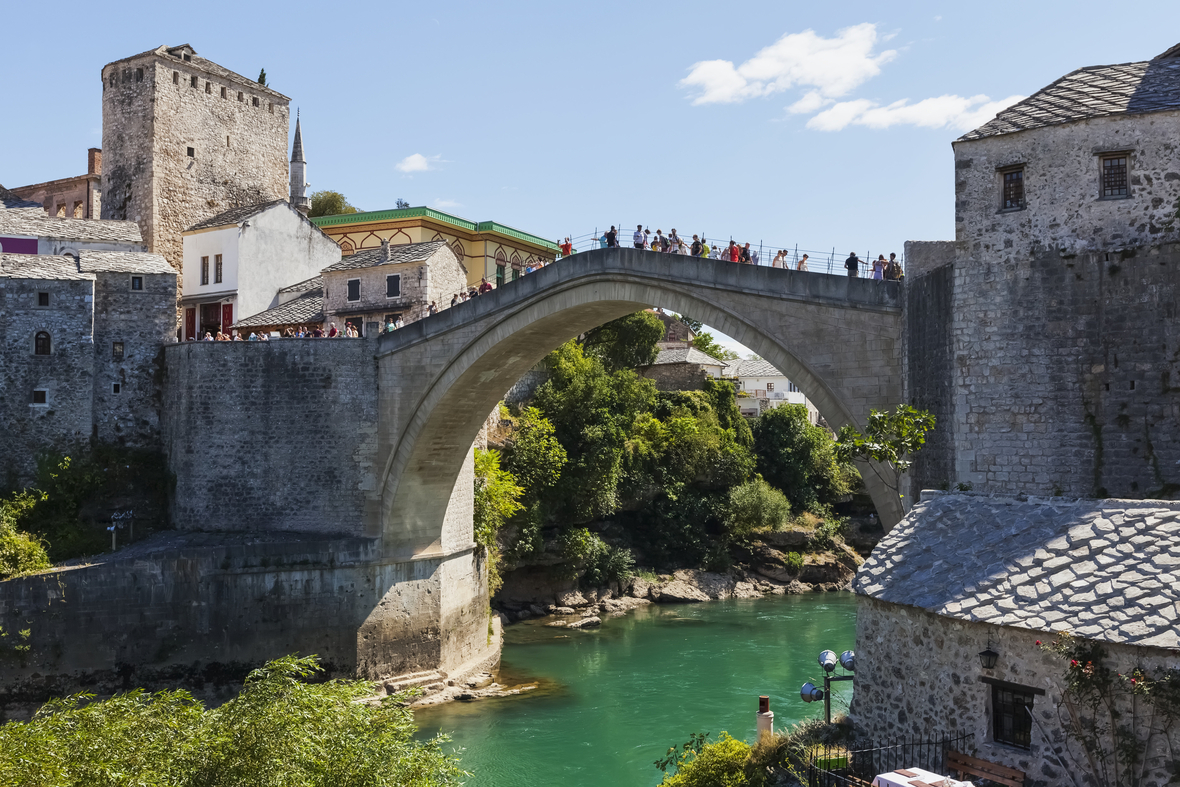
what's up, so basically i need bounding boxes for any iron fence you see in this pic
[807,733,973,787]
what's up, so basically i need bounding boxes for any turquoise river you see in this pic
[414,592,858,786]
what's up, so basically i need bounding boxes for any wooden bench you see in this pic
[947,750,1025,787]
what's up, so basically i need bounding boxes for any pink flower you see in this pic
[1036,640,1042,646]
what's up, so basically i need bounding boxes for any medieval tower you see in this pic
[290,113,309,214]
[99,44,291,272]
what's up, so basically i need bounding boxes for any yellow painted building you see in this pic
[311,206,558,289]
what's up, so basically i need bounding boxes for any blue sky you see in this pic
[3,1,1178,353]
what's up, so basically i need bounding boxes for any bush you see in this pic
[0,655,465,786]
[559,528,635,587]
[474,449,523,594]
[0,491,51,579]
[810,517,846,551]
[726,479,790,538]
[752,406,852,512]
[785,551,804,575]
[659,732,762,787]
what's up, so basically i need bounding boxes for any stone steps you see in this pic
[383,670,447,695]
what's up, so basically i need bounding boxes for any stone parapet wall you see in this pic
[903,240,955,279]
[853,596,1179,787]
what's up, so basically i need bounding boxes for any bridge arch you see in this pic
[375,248,903,559]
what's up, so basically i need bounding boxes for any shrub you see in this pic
[658,732,762,787]
[809,517,846,551]
[753,405,852,512]
[474,449,523,594]
[785,551,804,575]
[560,528,635,587]
[0,491,51,579]
[726,479,790,538]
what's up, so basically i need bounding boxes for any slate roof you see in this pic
[103,45,290,100]
[0,253,94,280]
[0,209,143,244]
[646,346,728,367]
[186,200,288,232]
[854,492,1180,649]
[960,51,1180,141]
[234,288,324,328]
[727,358,784,378]
[323,240,448,272]
[277,275,322,294]
[0,184,42,210]
[78,250,174,274]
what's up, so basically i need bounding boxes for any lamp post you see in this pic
[800,649,855,724]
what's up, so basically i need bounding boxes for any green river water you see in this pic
[414,592,858,786]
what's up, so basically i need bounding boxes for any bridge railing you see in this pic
[554,227,906,278]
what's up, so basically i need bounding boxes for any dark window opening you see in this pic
[187,147,195,158]
[237,91,244,102]
[112,383,121,394]
[183,53,191,62]
[1002,169,1024,210]
[34,332,51,356]
[496,265,505,287]
[1102,156,1128,198]
[214,254,223,283]
[173,71,179,85]
[511,267,520,281]
[347,279,360,301]
[1130,380,1136,390]
[252,96,259,107]
[190,75,198,88]
[135,68,143,82]
[992,685,1034,749]
[32,390,47,404]
[386,274,401,298]
[344,316,365,336]
[221,86,227,99]
[205,81,211,94]
[201,256,209,285]
[38,292,49,307]
[123,69,131,83]
[268,102,274,113]
[113,341,124,360]
[131,276,143,291]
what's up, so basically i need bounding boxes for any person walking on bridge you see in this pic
[844,252,860,278]
[605,226,618,248]
[797,253,809,271]
[633,225,647,249]
[701,237,711,258]
[559,238,573,257]
[691,235,702,256]
[727,240,740,262]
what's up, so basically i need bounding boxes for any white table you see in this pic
[871,766,974,787]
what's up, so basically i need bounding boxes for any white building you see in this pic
[726,358,818,422]
[180,200,340,339]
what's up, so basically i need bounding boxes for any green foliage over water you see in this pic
[0,655,463,787]
[753,405,854,512]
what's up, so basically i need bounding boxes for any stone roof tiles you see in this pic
[0,208,143,244]
[234,288,324,328]
[323,240,448,272]
[647,346,729,367]
[0,253,94,280]
[277,275,322,294]
[959,55,1180,141]
[0,184,43,210]
[727,358,783,378]
[854,491,1180,648]
[186,200,288,232]
[78,250,174,274]
[102,45,290,101]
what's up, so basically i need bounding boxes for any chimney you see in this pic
[381,238,391,261]
[88,148,102,176]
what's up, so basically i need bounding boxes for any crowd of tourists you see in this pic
[556,225,904,281]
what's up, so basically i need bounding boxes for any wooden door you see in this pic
[221,303,233,331]
[185,308,196,340]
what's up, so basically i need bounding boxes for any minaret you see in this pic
[290,110,309,214]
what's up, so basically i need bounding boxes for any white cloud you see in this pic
[432,198,462,210]
[807,93,1025,132]
[395,153,443,173]
[787,90,834,115]
[680,23,896,105]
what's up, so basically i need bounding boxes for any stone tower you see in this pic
[100,44,291,272]
[290,112,309,214]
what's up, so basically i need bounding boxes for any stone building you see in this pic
[311,206,556,289]
[905,41,1180,499]
[0,200,144,256]
[853,491,1180,786]
[100,44,291,273]
[180,200,340,339]
[0,250,176,482]
[9,148,104,219]
[635,346,730,391]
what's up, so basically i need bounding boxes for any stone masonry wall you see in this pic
[0,276,96,483]
[904,262,956,493]
[323,247,465,330]
[162,340,380,535]
[101,51,289,272]
[637,362,709,391]
[853,597,1180,787]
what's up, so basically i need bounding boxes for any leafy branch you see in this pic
[834,405,935,510]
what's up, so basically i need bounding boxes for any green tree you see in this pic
[582,311,665,371]
[692,331,740,362]
[753,405,853,512]
[726,478,790,539]
[0,655,465,786]
[396,198,410,210]
[309,190,360,218]
[0,490,51,579]
[502,407,567,505]
[834,404,935,510]
[257,68,267,86]
[474,449,523,593]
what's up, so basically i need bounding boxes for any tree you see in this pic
[502,407,567,505]
[727,478,790,539]
[692,331,740,362]
[0,490,51,579]
[582,311,664,371]
[309,191,360,218]
[753,405,853,512]
[396,198,410,210]
[0,655,465,786]
[834,404,935,510]
[257,68,267,86]
[474,448,523,593]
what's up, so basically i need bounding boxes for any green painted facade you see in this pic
[311,206,557,252]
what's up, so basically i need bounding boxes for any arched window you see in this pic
[510,252,522,270]
[34,332,51,355]
[340,240,355,255]
[451,241,464,263]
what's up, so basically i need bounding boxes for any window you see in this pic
[237,91,244,102]
[221,86,227,99]
[190,75,198,88]
[112,383,121,394]
[56,204,66,217]
[135,68,143,82]
[173,71,179,85]
[73,201,83,218]
[34,332,51,355]
[1002,168,1025,210]
[340,240,354,255]
[32,390,47,404]
[205,81,211,94]
[201,256,209,285]
[187,146,195,158]
[1101,155,1129,198]
[123,69,131,83]
[347,279,360,301]
[113,341,124,360]
[766,382,775,391]
[227,135,230,147]
[512,267,520,281]
[38,292,49,307]
[268,102,274,113]
[252,96,259,107]
[496,265,505,287]
[183,53,191,62]
[214,254,223,283]
[992,684,1035,749]
[386,274,401,298]
[131,276,143,291]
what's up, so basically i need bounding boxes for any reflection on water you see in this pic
[414,593,858,786]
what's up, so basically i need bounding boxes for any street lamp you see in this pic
[800,648,855,724]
